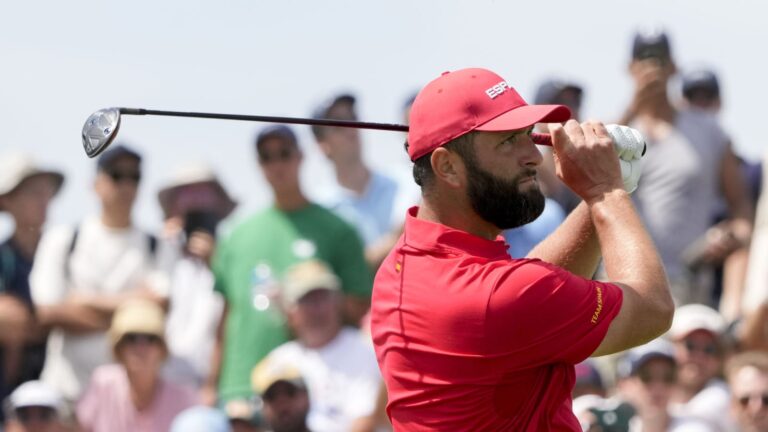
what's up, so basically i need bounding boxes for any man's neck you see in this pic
[418,195,500,241]
[334,161,370,196]
[300,325,341,350]
[274,188,310,212]
[637,95,677,123]
[10,226,42,260]
[101,208,132,229]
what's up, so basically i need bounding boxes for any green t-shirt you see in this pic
[212,203,372,400]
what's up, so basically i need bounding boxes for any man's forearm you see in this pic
[527,201,601,278]
[36,304,110,333]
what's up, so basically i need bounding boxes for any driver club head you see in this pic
[82,107,121,158]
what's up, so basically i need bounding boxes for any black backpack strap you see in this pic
[147,233,157,257]
[64,225,80,282]
[0,242,16,293]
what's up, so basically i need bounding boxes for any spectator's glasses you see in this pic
[122,333,162,345]
[107,170,141,184]
[737,393,768,409]
[638,369,676,385]
[15,406,56,423]
[683,340,719,357]
[258,147,294,164]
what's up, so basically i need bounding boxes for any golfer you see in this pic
[370,67,673,431]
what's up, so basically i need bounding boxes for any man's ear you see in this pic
[430,147,465,189]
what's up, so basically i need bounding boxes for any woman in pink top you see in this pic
[76,299,198,432]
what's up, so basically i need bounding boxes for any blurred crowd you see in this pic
[2,29,768,432]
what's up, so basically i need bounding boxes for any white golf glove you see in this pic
[605,124,645,193]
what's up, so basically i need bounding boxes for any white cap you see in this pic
[9,380,61,411]
[281,259,340,307]
[668,304,726,340]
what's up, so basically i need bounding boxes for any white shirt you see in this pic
[264,327,381,432]
[163,256,223,387]
[30,216,166,400]
[670,379,735,432]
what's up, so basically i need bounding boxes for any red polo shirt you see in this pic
[371,207,623,431]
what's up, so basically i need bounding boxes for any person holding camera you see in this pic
[618,30,753,308]
[156,162,236,395]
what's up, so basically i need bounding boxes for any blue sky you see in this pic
[2,0,767,236]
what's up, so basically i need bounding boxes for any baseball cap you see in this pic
[668,304,726,340]
[406,68,571,161]
[97,143,142,171]
[311,93,357,139]
[8,380,61,411]
[109,299,166,350]
[312,93,357,120]
[575,360,604,390]
[534,79,583,106]
[0,151,64,210]
[251,356,306,399]
[617,338,675,378]
[632,29,672,60]
[682,69,720,100]
[281,259,341,307]
[255,124,299,150]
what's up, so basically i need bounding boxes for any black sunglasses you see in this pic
[258,147,295,164]
[683,340,719,356]
[121,333,162,345]
[107,170,141,183]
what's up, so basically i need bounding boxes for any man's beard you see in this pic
[464,157,545,230]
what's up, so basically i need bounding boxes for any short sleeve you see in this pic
[211,235,231,300]
[30,226,75,306]
[331,226,373,298]
[486,259,623,366]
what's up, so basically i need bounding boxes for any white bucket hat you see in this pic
[157,161,236,219]
[0,151,64,211]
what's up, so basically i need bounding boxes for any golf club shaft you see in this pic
[117,107,553,145]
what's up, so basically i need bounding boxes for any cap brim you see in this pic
[475,104,571,132]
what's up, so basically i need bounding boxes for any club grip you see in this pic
[531,132,552,146]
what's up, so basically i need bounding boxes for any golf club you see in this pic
[81,107,555,158]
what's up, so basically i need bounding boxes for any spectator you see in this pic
[157,162,235,391]
[574,359,607,399]
[0,152,63,413]
[679,67,756,319]
[3,380,63,432]
[76,299,197,432]
[170,406,232,432]
[616,339,714,431]
[667,304,734,431]
[532,79,584,214]
[30,144,168,406]
[254,259,380,432]
[311,94,417,269]
[208,125,371,404]
[726,351,768,432]
[618,29,753,307]
[251,361,310,432]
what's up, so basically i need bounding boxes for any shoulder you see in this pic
[304,204,360,233]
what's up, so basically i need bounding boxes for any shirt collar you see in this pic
[402,206,510,259]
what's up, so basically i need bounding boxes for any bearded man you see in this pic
[370,67,673,431]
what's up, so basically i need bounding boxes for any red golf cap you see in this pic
[407,68,572,161]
